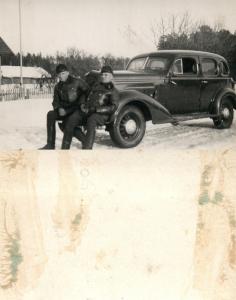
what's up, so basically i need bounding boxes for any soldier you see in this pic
[81,65,119,149]
[40,64,89,149]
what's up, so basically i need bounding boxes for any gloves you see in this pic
[58,108,67,116]
[80,104,89,114]
[96,105,116,114]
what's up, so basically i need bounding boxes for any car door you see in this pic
[199,57,229,112]
[159,56,201,114]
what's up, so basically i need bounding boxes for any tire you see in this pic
[213,97,234,129]
[109,105,146,148]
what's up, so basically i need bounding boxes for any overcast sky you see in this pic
[0,0,236,58]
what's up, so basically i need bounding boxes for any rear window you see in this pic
[201,58,218,76]
[220,61,229,75]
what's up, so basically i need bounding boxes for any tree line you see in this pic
[9,49,130,79]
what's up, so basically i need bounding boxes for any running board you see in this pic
[172,113,218,123]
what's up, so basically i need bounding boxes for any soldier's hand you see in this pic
[98,94,106,106]
[59,108,66,116]
[81,104,89,114]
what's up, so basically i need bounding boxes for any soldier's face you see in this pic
[58,71,69,82]
[101,72,113,83]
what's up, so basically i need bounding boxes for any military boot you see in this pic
[82,128,95,149]
[61,134,72,149]
[39,144,55,150]
[61,141,71,149]
[39,122,56,150]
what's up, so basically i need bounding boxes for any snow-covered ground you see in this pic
[0,98,236,150]
[1,98,236,300]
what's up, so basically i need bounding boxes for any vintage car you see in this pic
[86,50,236,148]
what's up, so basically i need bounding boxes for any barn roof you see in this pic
[0,37,14,56]
[0,66,51,78]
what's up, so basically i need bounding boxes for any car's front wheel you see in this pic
[109,105,146,148]
[213,97,234,129]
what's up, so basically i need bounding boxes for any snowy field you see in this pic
[0,99,236,300]
[0,97,236,150]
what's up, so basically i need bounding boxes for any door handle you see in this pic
[201,80,208,84]
[170,80,177,86]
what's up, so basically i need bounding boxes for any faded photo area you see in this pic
[0,150,236,300]
[0,0,236,299]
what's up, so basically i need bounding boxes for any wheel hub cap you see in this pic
[222,108,230,118]
[124,119,137,134]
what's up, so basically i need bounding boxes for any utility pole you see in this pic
[0,56,2,86]
[0,56,2,100]
[19,0,23,86]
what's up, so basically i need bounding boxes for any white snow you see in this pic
[0,97,236,150]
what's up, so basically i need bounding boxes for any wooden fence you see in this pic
[0,86,53,101]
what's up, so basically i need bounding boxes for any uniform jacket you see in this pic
[86,81,119,115]
[52,75,89,114]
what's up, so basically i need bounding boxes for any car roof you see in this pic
[132,50,226,61]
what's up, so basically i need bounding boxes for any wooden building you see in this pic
[0,36,14,65]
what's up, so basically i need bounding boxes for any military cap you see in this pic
[101,65,113,74]
[56,64,68,74]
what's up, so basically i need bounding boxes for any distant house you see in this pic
[0,66,51,85]
[0,36,15,65]
[0,37,51,86]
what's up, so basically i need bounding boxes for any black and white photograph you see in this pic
[1,0,236,150]
[0,1,236,300]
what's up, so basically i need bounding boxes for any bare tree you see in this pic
[150,16,167,49]
[150,12,200,50]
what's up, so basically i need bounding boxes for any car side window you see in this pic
[173,59,183,74]
[146,57,169,71]
[201,58,218,76]
[219,61,230,76]
[172,57,198,76]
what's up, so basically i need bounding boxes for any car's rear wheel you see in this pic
[109,105,146,148]
[213,97,234,129]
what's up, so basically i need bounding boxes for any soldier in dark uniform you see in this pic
[81,65,119,149]
[40,64,89,149]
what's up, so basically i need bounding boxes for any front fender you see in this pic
[212,88,236,114]
[111,90,174,124]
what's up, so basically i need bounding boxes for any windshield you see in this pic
[127,56,170,73]
[127,57,146,71]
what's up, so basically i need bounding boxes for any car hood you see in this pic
[85,69,165,90]
[87,69,165,78]
[113,70,165,90]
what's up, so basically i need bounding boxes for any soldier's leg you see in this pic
[58,122,86,144]
[61,110,84,149]
[40,110,59,149]
[83,114,109,149]
[73,127,86,143]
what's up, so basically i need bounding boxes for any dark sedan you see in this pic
[87,50,236,148]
